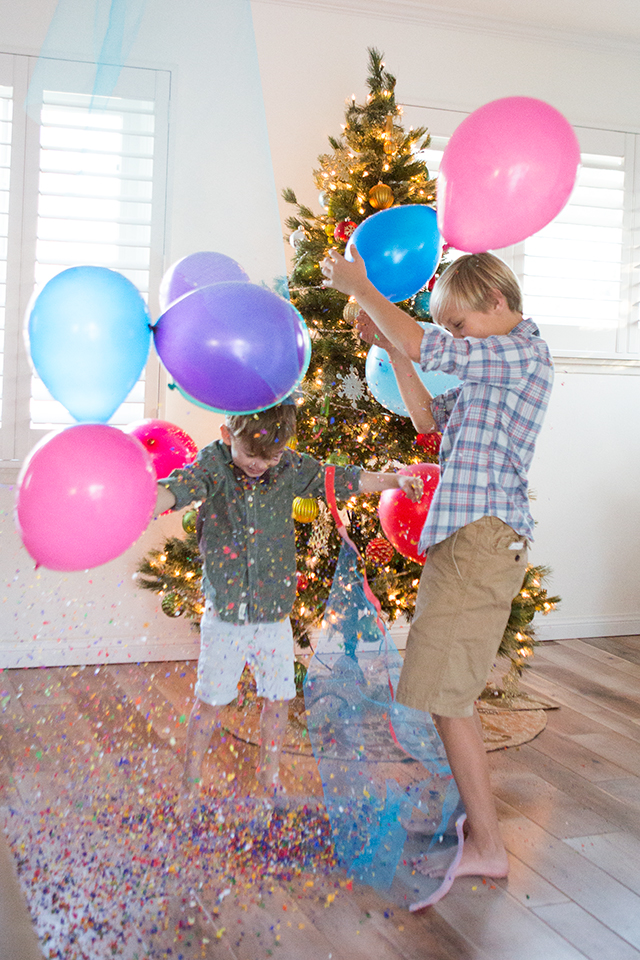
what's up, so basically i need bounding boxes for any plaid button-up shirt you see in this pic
[418,317,553,552]
[160,441,361,623]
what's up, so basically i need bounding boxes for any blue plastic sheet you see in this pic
[304,543,465,909]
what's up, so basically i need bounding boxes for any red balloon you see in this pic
[15,424,157,571]
[123,419,198,479]
[378,463,440,564]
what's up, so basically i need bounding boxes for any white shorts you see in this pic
[195,600,297,706]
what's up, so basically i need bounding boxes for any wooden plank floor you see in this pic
[2,636,640,959]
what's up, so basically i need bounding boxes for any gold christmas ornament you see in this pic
[343,299,361,323]
[368,182,394,209]
[324,221,336,237]
[292,496,320,523]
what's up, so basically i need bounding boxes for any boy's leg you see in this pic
[430,707,508,878]
[396,518,528,878]
[177,697,223,816]
[257,698,290,795]
[250,618,297,799]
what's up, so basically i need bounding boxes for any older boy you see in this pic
[321,248,553,881]
[154,401,422,815]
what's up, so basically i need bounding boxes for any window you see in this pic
[0,55,169,479]
[402,103,640,359]
[0,83,11,435]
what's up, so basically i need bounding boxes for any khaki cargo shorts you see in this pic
[395,516,528,718]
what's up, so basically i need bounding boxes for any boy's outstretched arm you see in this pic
[154,484,177,517]
[321,246,423,361]
[358,471,423,501]
[356,311,437,434]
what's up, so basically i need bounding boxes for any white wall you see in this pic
[0,0,638,667]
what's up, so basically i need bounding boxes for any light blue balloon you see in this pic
[346,205,441,303]
[413,289,432,318]
[27,266,151,423]
[365,345,461,416]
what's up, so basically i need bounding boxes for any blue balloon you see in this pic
[153,282,312,414]
[365,345,461,416]
[346,205,442,303]
[27,266,151,423]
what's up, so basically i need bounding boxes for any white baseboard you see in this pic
[0,636,201,669]
[1,615,637,670]
[535,614,640,642]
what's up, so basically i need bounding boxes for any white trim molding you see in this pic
[0,635,201,669]
[536,614,640,642]
[250,0,640,57]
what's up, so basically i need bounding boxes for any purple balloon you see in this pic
[159,251,250,311]
[153,282,312,414]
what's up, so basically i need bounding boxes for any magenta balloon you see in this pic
[159,251,250,312]
[123,418,198,479]
[15,424,157,571]
[437,97,581,252]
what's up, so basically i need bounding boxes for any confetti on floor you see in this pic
[5,790,338,959]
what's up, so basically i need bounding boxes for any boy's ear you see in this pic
[220,423,232,446]
[489,288,506,312]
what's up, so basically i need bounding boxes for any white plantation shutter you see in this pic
[0,57,168,477]
[0,84,11,430]
[30,90,157,429]
[405,103,640,358]
[520,137,628,355]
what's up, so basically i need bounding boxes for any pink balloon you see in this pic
[123,419,198,479]
[15,424,157,571]
[437,97,581,253]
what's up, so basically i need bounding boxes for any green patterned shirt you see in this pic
[159,440,361,623]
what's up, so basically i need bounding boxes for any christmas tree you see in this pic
[284,47,440,646]
[136,48,560,694]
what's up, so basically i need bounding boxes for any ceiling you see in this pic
[267,0,640,49]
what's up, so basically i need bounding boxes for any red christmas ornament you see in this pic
[427,275,437,292]
[365,536,395,566]
[416,432,441,457]
[378,462,440,564]
[123,419,198,479]
[333,219,357,243]
[296,571,309,592]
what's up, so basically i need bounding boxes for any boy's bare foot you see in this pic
[413,839,508,879]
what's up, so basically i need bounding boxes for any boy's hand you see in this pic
[320,246,369,298]
[397,475,424,502]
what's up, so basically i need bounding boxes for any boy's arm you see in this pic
[388,349,437,433]
[358,471,423,501]
[322,247,424,361]
[356,310,437,433]
[154,484,177,516]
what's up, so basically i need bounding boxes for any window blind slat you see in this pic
[30,89,156,429]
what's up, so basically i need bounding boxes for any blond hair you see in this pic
[225,403,296,457]
[429,253,523,324]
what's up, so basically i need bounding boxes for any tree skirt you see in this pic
[221,688,559,757]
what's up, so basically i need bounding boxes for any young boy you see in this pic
[154,401,423,816]
[321,248,553,880]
